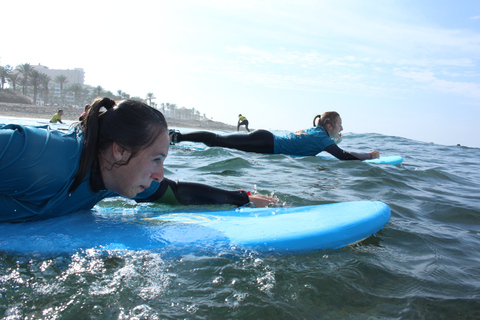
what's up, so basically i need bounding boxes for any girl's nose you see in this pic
[151,165,164,182]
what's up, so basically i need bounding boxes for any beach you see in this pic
[0,102,237,131]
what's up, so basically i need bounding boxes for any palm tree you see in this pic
[30,70,42,104]
[94,85,104,97]
[40,74,52,105]
[19,77,29,97]
[16,63,34,95]
[68,83,83,106]
[105,90,114,99]
[0,65,12,89]
[168,103,177,118]
[7,73,20,92]
[81,87,90,106]
[54,74,69,106]
[116,89,130,99]
[146,92,156,106]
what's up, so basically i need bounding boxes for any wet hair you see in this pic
[313,112,340,133]
[69,97,168,192]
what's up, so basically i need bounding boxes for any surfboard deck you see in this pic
[0,201,390,254]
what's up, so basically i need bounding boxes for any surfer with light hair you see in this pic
[170,112,380,160]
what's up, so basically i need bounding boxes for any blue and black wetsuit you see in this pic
[175,127,370,160]
[0,124,249,222]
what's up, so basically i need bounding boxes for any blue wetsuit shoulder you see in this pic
[273,126,335,156]
[0,124,161,222]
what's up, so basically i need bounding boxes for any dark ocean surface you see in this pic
[1,119,479,319]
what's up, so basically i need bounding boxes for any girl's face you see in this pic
[328,116,343,138]
[104,131,170,198]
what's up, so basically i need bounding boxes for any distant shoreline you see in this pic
[0,102,237,131]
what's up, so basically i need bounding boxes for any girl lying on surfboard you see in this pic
[170,112,380,160]
[0,98,277,222]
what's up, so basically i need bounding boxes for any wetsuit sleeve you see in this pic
[324,144,372,161]
[136,178,250,206]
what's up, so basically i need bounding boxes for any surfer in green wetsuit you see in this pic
[50,110,64,124]
[0,98,277,222]
[170,112,380,160]
[237,114,250,132]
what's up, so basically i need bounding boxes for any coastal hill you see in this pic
[0,102,237,131]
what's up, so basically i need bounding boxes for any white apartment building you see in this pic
[30,64,86,106]
[32,64,85,85]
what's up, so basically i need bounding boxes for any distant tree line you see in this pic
[0,63,210,121]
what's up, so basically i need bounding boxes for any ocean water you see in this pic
[1,118,480,319]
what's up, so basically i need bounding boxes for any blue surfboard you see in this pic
[318,155,403,165]
[364,156,403,165]
[0,201,390,254]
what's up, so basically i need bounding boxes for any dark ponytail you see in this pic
[70,98,116,192]
[69,97,168,193]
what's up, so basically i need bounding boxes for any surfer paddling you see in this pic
[0,98,277,222]
[170,112,380,160]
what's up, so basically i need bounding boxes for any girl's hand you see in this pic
[369,150,380,159]
[248,194,280,207]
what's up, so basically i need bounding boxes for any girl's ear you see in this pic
[325,123,332,135]
[112,142,130,162]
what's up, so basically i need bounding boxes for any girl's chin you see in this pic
[117,189,139,198]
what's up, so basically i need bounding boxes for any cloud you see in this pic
[191,44,480,100]
[395,70,480,98]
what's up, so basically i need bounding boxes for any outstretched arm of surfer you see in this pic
[137,178,278,207]
[324,144,380,160]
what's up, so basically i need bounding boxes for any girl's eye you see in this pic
[153,154,167,165]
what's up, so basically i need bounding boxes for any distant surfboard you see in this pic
[317,155,403,165]
[170,144,403,165]
[363,156,403,165]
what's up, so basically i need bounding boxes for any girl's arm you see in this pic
[137,178,278,207]
[324,144,378,161]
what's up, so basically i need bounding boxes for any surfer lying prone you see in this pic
[170,112,380,159]
[0,98,277,223]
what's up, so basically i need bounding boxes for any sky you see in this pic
[2,0,480,147]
